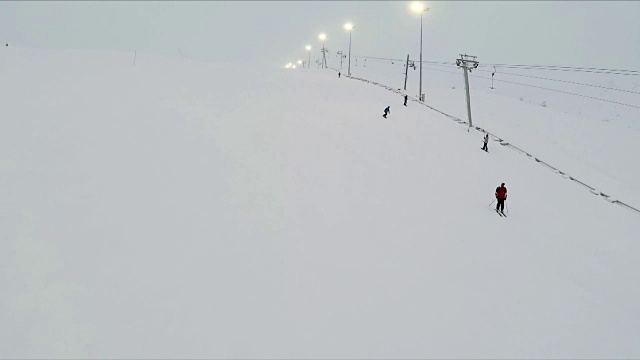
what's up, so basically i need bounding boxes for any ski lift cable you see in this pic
[472,68,640,95]
[419,66,640,109]
[349,54,640,100]
[354,55,456,67]
[479,62,640,74]
[478,64,639,76]
[346,54,639,75]
[471,74,640,109]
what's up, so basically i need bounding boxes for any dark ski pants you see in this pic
[404,100,407,106]
[496,198,505,212]
[482,142,488,152]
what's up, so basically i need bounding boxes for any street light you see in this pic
[344,23,354,76]
[305,45,311,69]
[411,2,429,102]
[411,2,425,12]
[319,33,327,68]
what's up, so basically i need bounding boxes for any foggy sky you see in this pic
[1,1,639,69]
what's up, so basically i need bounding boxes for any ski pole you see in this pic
[489,199,495,207]
[506,202,509,214]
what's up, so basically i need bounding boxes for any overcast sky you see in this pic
[1,1,639,69]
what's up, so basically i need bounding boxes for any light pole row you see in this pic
[411,2,429,102]
[344,23,354,76]
[291,2,429,102]
[293,24,354,72]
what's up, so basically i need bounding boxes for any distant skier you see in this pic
[338,71,341,78]
[495,183,507,214]
[383,105,391,118]
[403,95,408,106]
[482,133,489,152]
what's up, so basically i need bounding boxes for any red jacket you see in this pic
[495,186,507,200]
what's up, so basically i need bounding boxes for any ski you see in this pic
[495,209,504,217]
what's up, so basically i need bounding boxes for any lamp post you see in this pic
[305,45,311,69]
[344,23,354,76]
[319,33,327,68]
[411,2,429,102]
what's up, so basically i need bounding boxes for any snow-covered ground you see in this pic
[1,47,640,358]
[345,56,640,209]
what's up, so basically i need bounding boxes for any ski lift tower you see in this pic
[456,54,479,129]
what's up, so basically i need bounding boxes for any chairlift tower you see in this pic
[456,54,479,129]
[336,51,347,69]
[321,47,329,68]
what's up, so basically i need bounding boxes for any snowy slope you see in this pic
[346,58,640,208]
[1,48,640,358]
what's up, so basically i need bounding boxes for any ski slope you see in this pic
[1,47,640,358]
[348,58,640,208]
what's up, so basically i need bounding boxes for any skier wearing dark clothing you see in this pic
[495,183,507,213]
[338,71,341,78]
[383,106,391,118]
[404,95,408,106]
[482,133,489,152]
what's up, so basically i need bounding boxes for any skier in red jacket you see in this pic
[495,183,507,214]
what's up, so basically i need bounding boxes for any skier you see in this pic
[338,71,341,78]
[403,95,408,106]
[482,133,489,152]
[383,106,391,118]
[495,183,507,214]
